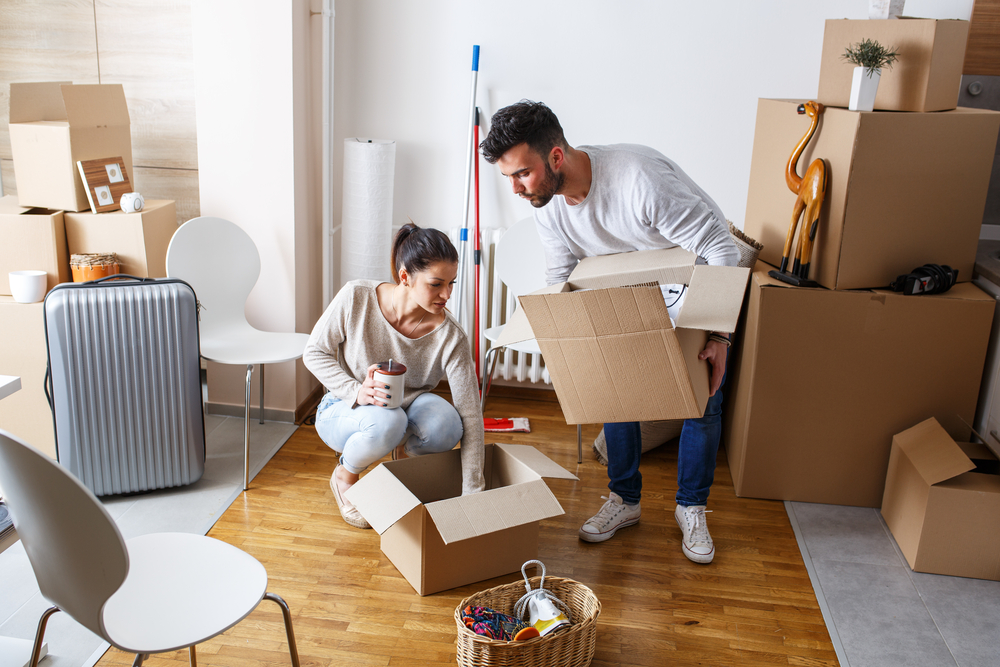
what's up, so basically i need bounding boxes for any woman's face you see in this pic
[405,261,458,313]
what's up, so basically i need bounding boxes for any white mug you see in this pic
[9,270,48,303]
[373,361,406,409]
[120,192,144,212]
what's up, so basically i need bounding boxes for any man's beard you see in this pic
[525,161,564,208]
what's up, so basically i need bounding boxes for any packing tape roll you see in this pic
[341,138,396,285]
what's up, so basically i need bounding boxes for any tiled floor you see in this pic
[787,501,1000,667]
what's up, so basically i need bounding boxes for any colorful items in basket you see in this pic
[514,560,572,637]
[461,605,540,641]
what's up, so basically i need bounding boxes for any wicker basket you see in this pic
[454,576,601,667]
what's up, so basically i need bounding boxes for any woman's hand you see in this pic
[357,363,391,407]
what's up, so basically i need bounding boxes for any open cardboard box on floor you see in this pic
[744,98,1000,291]
[0,195,69,296]
[346,443,577,596]
[497,247,750,425]
[881,417,1000,581]
[64,200,177,278]
[817,18,969,113]
[723,262,994,507]
[8,82,133,212]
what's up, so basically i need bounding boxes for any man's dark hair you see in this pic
[480,100,567,164]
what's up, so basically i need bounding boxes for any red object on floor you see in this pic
[483,418,531,433]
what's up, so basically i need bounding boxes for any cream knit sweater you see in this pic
[303,280,486,495]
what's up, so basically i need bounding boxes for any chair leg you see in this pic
[264,592,300,667]
[259,363,265,424]
[244,364,253,491]
[578,424,583,464]
[480,346,502,412]
[131,654,148,667]
[28,606,59,667]
[189,645,197,667]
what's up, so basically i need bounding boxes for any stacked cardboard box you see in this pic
[2,83,179,461]
[725,18,1000,508]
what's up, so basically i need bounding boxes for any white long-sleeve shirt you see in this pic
[303,280,485,495]
[535,144,739,285]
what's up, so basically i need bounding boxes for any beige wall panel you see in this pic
[132,166,200,227]
[0,0,101,160]
[94,1,197,170]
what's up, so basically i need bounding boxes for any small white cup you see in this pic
[373,361,406,409]
[120,192,144,212]
[9,270,48,303]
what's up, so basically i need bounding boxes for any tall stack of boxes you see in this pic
[724,18,1000,508]
[0,82,179,458]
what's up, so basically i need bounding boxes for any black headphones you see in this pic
[889,264,958,295]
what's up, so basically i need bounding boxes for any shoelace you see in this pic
[591,495,625,526]
[685,508,713,544]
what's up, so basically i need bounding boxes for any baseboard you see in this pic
[204,401,296,423]
[296,384,326,424]
[434,380,560,403]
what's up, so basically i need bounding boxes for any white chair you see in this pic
[0,429,300,667]
[166,217,310,490]
[481,218,582,462]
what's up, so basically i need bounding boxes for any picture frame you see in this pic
[76,156,132,213]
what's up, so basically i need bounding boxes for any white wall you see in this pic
[192,1,319,413]
[332,0,975,289]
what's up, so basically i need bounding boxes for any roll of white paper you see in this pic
[341,138,396,285]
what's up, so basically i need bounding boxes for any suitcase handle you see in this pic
[88,274,156,285]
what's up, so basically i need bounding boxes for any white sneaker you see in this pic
[578,492,641,543]
[674,505,714,563]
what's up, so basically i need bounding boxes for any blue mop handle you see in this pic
[472,44,480,72]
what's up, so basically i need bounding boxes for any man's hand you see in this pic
[698,338,729,397]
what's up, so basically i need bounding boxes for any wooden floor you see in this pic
[96,388,838,667]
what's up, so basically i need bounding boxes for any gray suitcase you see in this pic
[44,275,205,495]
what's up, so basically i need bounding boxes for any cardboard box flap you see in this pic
[9,82,72,124]
[344,464,422,535]
[895,418,975,486]
[566,247,696,290]
[496,443,579,481]
[674,265,751,333]
[495,283,567,347]
[61,84,130,128]
[424,478,564,545]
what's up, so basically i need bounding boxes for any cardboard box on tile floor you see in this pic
[722,262,994,508]
[64,200,177,278]
[497,247,750,425]
[744,98,1000,291]
[881,417,1000,581]
[346,444,577,596]
[817,18,969,113]
[8,82,133,212]
[0,195,69,297]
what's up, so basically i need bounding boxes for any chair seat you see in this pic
[483,325,542,356]
[102,532,268,653]
[200,329,310,366]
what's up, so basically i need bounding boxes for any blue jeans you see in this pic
[604,371,726,507]
[314,391,463,474]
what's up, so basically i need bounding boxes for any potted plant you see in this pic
[842,38,900,112]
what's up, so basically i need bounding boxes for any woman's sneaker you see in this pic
[674,505,714,563]
[578,492,641,543]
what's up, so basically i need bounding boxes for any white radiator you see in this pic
[450,226,551,386]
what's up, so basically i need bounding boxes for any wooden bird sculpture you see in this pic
[775,101,827,283]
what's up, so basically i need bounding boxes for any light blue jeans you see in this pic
[314,391,464,474]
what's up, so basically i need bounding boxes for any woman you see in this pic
[303,223,486,528]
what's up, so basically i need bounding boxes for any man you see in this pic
[480,101,738,564]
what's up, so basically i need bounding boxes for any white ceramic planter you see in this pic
[849,67,881,112]
[9,270,47,303]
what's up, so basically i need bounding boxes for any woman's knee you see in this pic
[406,395,463,452]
